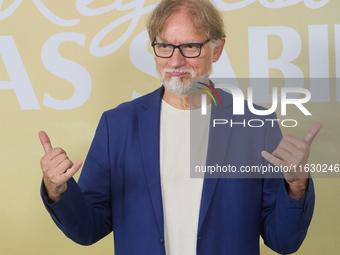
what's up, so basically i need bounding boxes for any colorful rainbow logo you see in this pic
[197,82,223,106]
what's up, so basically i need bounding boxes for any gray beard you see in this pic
[158,69,211,98]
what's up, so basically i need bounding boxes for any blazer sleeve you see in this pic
[40,112,112,245]
[260,120,315,254]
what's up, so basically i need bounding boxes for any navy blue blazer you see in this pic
[42,86,314,255]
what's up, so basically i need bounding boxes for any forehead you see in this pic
[158,9,206,43]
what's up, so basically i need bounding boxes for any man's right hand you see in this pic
[39,131,82,203]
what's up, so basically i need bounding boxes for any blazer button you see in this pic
[160,238,164,245]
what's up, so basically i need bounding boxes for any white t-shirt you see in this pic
[160,99,210,255]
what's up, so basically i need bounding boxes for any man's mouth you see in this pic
[165,69,194,78]
[167,72,188,77]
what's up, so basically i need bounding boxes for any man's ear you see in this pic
[212,38,225,63]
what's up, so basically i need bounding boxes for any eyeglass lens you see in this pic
[154,44,201,57]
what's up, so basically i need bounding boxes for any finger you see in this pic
[55,157,73,173]
[41,152,68,172]
[62,160,82,181]
[272,147,294,163]
[276,139,296,153]
[276,139,305,159]
[281,134,301,146]
[303,122,322,145]
[42,147,67,165]
[39,131,53,154]
[49,148,68,163]
[261,150,284,167]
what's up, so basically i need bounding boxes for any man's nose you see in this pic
[168,48,186,68]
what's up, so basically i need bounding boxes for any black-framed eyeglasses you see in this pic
[151,39,211,58]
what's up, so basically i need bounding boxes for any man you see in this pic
[39,0,321,254]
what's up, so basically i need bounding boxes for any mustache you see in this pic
[162,69,195,77]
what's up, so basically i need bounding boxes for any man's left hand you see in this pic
[261,123,322,200]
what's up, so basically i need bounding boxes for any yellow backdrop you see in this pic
[0,0,339,254]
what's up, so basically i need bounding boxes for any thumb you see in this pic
[303,122,323,146]
[38,131,53,154]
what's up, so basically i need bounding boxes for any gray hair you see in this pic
[147,0,226,45]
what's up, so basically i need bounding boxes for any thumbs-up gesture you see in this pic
[39,131,82,203]
[261,123,322,199]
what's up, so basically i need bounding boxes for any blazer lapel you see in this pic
[138,87,164,238]
[198,89,234,234]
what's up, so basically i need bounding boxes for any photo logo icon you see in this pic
[197,82,223,106]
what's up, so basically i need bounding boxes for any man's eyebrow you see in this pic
[154,40,200,44]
